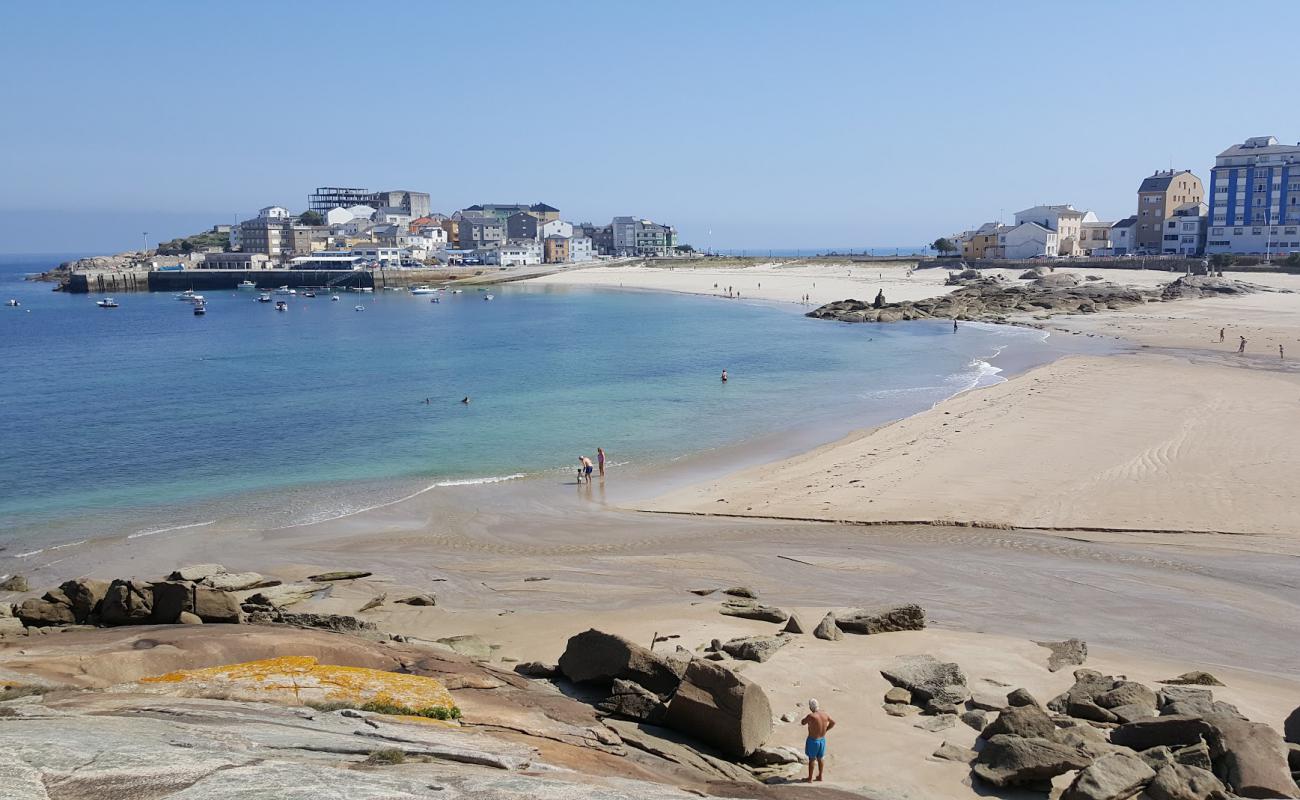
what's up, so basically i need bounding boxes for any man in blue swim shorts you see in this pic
[801,698,835,782]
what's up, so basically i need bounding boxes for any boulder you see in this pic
[558,629,685,697]
[1110,703,1158,723]
[58,578,110,623]
[1007,688,1040,708]
[981,704,1057,741]
[745,745,806,767]
[203,572,278,592]
[1160,671,1224,687]
[1019,269,1046,279]
[1284,705,1299,745]
[0,616,25,636]
[1174,742,1214,771]
[1035,272,1082,288]
[972,734,1094,788]
[884,687,912,705]
[961,710,988,731]
[98,580,154,626]
[177,611,203,625]
[1206,715,1299,799]
[781,614,805,634]
[168,564,225,582]
[0,574,29,593]
[886,704,919,717]
[394,593,437,606]
[1054,725,1125,760]
[357,594,385,612]
[193,587,241,624]
[597,678,668,725]
[969,690,1010,711]
[306,570,372,582]
[1110,716,1215,751]
[835,604,925,634]
[149,581,195,623]
[663,658,772,758]
[513,661,558,679]
[1061,750,1156,800]
[1159,686,1214,711]
[926,685,972,715]
[1049,669,1118,721]
[812,612,841,641]
[16,596,75,627]
[687,588,718,596]
[718,600,788,623]
[1037,638,1088,672]
[276,612,376,634]
[880,655,969,706]
[1145,763,1227,800]
[933,742,978,763]
[245,583,324,609]
[915,714,958,732]
[721,587,756,599]
[1096,681,1157,711]
[719,635,788,663]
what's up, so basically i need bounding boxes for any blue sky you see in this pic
[2,1,1298,253]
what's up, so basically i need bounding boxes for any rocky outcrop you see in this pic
[834,603,925,634]
[717,599,788,623]
[1061,750,1155,800]
[1037,638,1088,672]
[972,734,1093,788]
[718,635,788,663]
[880,655,969,708]
[1207,715,1300,799]
[59,578,110,623]
[780,614,805,634]
[16,593,76,627]
[663,658,772,759]
[1111,716,1216,751]
[598,678,668,725]
[808,275,1274,325]
[307,570,373,582]
[99,579,155,626]
[1145,763,1227,800]
[1161,671,1225,687]
[1286,704,1300,744]
[558,629,685,697]
[981,704,1057,740]
[0,574,29,592]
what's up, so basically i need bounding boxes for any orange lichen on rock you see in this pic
[139,656,456,714]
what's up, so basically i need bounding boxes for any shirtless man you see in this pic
[801,698,835,782]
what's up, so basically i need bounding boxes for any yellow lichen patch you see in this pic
[139,656,456,714]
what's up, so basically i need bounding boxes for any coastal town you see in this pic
[941,135,1300,264]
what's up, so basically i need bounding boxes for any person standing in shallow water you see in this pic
[596,447,606,478]
[801,698,835,782]
[720,369,728,383]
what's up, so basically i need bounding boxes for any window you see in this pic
[1234,228,1244,235]
[1211,228,1224,235]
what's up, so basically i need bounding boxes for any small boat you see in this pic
[354,305,366,311]
[96,298,119,308]
[451,289,463,294]
[330,295,340,302]
[430,297,440,304]
[358,287,374,293]
[483,294,495,301]
[275,301,287,311]
[176,290,197,301]
[193,303,206,316]
[303,291,316,298]
[187,294,206,304]
[236,280,257,290]
[410,286,436,295]
[256,293,272,303]
[274,286,295,296]
[5,299,18,307]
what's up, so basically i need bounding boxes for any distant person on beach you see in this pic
[1238,337,1247,354]
[1281,344,1285,360]
[721,369,728,383]
[597,447,606,477]
[579,455,594,483]
[953,318,959,332]
[1219,328,1225,342]
[801,699,835,782]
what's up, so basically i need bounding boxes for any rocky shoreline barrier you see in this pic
[806,273,1277,325]
[3,566,1298,798]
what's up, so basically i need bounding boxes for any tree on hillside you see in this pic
[298,210,324,226]
[932,238,957,256]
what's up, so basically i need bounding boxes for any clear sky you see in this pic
[3,1,1299,254]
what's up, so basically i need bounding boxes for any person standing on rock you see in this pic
[801,698,835,782]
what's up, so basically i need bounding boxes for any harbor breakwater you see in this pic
[61,267,497,294]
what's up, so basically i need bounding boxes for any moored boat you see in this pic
[275,300,287,311]
[236,280,258,290]
[193,303,206,316]
[96,298,119,308]
[410,286,436,295]
[256,293,272,303]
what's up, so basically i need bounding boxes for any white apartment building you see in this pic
[999,222,1059,259]
[483,241,542,266]
[540,219,573,239]
[570,236,594,262]
[1014,205,1085,256]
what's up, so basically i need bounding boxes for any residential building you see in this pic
[482,241,542,266]
[1206,136,1300,255]
[530,203,560,223]
[1136,170,1203,254]
[1109,217,1137,255]
[1161,203,1207,256]
[570,236,595,262]
[998,222,1059,260]
[351,245,404,266]
[540,219,573,239]
[506,211,540,241]
[611,216,638,254]
[309,188,372,215]
[611,216,677,256]
[1013,205,1085,256]
[1080,216,1114,255]
[591,224,614,255]
[463,203,531,223]
[200,252,272,270]
[459,213,506,249]
[544,235,570,263]
[440,218,460,248]
[368,190,430,219]
[962,222,1005,260]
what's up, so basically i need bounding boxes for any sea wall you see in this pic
[63,268,497,294]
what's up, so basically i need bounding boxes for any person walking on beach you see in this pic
[1280,344,1285,360]
[597,447,606,478]
[1219,327,1225,343]
[801,699,835,782]
[953,318,959,333]
[579,455,594,483]
[1238,336,1247,354]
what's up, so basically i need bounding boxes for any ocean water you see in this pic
[0,254,1101,555]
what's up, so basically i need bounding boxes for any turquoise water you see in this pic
[0,254,1098,553]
